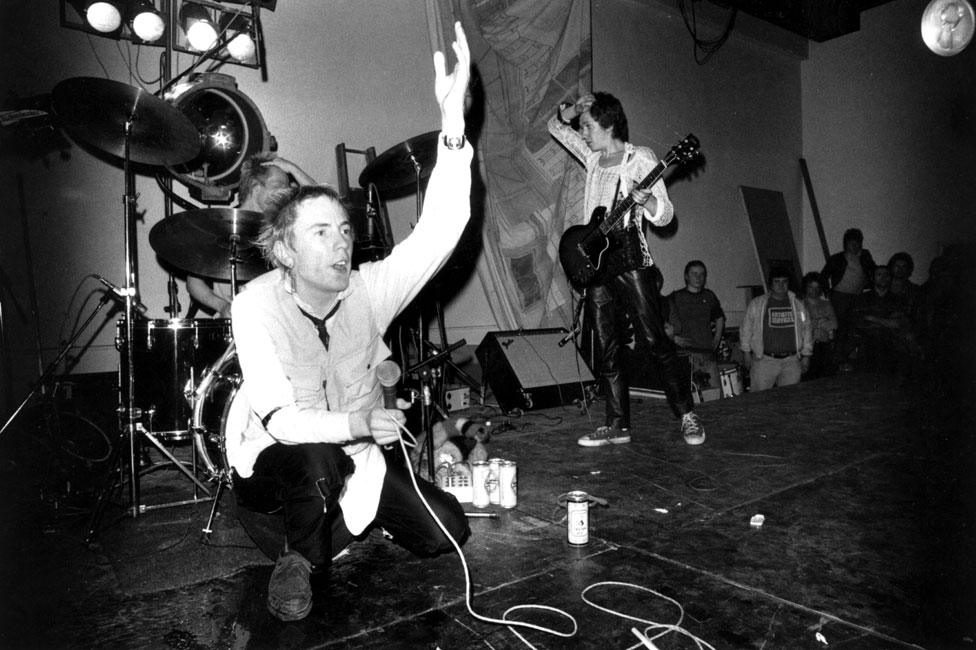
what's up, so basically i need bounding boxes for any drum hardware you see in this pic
[190,342,242,539]
[49,76,216,537]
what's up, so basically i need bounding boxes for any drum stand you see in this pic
[85,121,211,543]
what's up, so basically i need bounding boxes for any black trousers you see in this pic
[235,442,470,570]
[585,266,693,428]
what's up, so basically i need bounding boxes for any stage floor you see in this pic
[1,372,973,649]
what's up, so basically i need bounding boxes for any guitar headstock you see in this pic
[665,133,701,167]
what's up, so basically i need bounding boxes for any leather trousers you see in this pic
[585,266,693,428]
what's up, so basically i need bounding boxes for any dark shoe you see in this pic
[267,551,312,621]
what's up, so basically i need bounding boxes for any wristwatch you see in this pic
[442,134,466,150]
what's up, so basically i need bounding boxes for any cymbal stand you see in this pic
[85,117,212,542]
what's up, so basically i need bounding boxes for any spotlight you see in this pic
[219,12,256,63]
[180,2,218,52]
[165,73,272,201]
[86,1,123,32]
[130,0,164,43]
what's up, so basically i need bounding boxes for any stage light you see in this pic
[86,1,123,32]
[130,1,164,43]
[180,2,218,52]
[164,73,272,201]
[219,12,256,63]
[922,0,975,55]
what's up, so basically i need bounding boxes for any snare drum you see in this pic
[117,318,232,440]
[192,343,243,481]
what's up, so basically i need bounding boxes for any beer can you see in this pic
[499,460,517,508]
[566,490,589,546]
[471,461,490,508]
[487,457,503,505]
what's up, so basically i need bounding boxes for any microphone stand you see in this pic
[558,289,587,347]
[407,339,466,479]
[0,294,115,438]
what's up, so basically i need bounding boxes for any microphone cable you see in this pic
[384,410,578,647]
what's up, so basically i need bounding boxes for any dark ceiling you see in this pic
[723,0,900,41]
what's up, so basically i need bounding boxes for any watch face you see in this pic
[443,135,466,149]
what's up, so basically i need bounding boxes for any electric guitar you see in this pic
[558,134,701,288]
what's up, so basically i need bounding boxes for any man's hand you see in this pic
[351,398,412,446]
[800,356,811,374]
[264,157,317,186]
[673,334,694,348]
[433,21,471,136]
[630,187,652,206]
[575,93,595,116]
[742,351,753,369]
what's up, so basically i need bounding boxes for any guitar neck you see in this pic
[598,156,672,235]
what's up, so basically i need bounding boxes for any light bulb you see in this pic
[132,11,165,42]
[227,33,256,62]
[87,1,122,32]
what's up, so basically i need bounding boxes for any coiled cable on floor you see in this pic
[581,581,716,649]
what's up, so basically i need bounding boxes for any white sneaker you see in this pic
[681,412,705,446]
[578,426,631,447]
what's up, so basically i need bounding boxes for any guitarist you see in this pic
[548,93,705,446]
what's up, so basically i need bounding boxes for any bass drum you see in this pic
[192,343,287,560]
[192,342,244,481]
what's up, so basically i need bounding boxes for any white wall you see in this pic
[800,0,976,277]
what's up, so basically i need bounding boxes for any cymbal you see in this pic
[52,77,201,166]
[358,131,439,195]
[149,208,270,281]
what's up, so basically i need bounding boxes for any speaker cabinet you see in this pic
[476,329,595,413]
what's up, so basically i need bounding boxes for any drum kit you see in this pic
[37,75,455,533]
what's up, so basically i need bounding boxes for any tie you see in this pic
[299,300,342,351]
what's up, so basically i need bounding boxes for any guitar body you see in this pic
[559,207,610,288]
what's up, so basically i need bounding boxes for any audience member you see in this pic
[668,260,725,390]
[850,265,920,374]
[801,271,838,379]
[821,228,876,332]
[740,267,813,391]
[887,252,920,324]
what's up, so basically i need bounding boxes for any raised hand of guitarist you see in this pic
[557,93,594,124]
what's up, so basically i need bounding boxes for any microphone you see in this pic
[94,274,148,315]
[376,359,402,409]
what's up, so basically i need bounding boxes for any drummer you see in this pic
[186,155,317,317]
